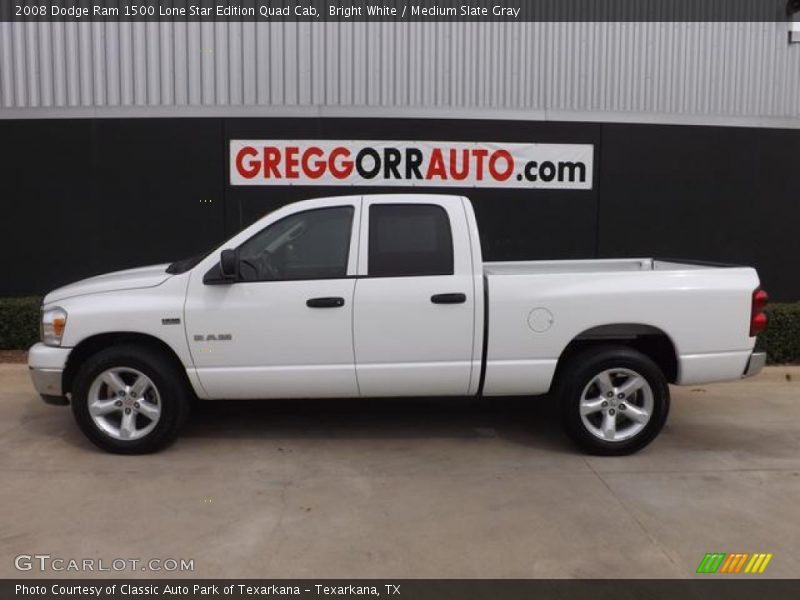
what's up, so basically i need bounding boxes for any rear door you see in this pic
[353,196,476,397]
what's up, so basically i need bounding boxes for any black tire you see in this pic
[556,345,670,456]
[71,344,191,454]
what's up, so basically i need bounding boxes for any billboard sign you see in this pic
[231,140,593,189]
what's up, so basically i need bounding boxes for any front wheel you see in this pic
[71,345,191,454]
[557,345,670,455]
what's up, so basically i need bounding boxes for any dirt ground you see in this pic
[1,363,799,579]
[0,350,27,363]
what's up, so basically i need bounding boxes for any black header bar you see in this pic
[1,0,794,22]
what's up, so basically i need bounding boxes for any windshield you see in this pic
[166,208,278,275]
[166,251,212,275]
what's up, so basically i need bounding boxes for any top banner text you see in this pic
[3,0,792,22]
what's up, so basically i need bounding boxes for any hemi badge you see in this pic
[161,318,181,325]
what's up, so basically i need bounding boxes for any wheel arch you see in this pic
[63,332,190,397]
[555,323,679,385]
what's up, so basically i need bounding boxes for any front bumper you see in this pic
[28,343,72,404]
[743,352,766,378]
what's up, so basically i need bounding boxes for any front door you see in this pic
[185,202,360,399]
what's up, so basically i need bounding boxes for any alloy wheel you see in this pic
[579,368,654,442]
[87,367,162,441]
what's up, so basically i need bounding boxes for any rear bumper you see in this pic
[743,352,767,378]
[28,343,71,404]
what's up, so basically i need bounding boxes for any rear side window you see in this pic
[368,204,454,277]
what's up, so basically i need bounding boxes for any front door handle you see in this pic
[306,297,345,308]
[431,293,467,304]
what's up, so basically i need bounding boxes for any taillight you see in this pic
[749,288,768,337]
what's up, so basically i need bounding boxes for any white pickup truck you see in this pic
[29,194,767,455]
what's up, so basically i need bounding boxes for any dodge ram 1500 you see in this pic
[28,194,767,454]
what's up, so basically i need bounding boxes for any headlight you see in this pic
[41,307,68,346]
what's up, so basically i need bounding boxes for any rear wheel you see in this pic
[71,345,191,454]
[557,345,670,455]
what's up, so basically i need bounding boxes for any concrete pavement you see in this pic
[0,364,798,579]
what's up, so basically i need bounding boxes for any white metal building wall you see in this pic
[1,21,799,126]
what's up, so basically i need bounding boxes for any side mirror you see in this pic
[219,249,239,280]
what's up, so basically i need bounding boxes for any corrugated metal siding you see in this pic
[1,21,799,122]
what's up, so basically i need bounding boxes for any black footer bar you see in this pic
[4,579,800,600]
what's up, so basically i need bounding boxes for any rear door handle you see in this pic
[431,293,467,304]
[306,297,345,308]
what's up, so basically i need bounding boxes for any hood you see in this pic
[44,264,173,304]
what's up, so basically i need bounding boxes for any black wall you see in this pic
[1,117,797,300]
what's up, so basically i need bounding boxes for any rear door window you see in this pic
[368,204,454,277]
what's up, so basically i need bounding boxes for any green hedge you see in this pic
[1,296,799,364]
[0,297,41,350]
[757,303,800,365]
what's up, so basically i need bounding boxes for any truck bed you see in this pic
[483,258,734,276]
[479,257,759,396]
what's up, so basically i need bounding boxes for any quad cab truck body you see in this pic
[29,195,768,454]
